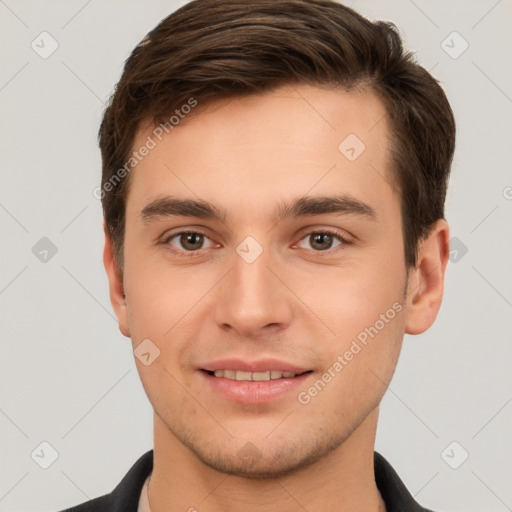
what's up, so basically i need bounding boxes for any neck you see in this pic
[147,408,386,512]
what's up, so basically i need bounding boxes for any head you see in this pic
[101,0,454,478]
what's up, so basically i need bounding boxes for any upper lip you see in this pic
[200,358,311,374]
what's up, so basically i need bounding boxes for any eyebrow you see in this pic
[139,194,376,224]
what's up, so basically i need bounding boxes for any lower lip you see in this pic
[200,370,312,404]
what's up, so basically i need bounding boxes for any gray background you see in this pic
[1,1,511,511]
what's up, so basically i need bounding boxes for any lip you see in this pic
[198,358,313,404]
[200,358,310,374]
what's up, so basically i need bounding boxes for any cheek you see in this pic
[124,260,223,386]
[287,252,406,398]
[123,245,207,335]
[297,303,405,419]
[284,257,404,341]
[124,266,202,408]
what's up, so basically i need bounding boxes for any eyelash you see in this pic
[160,229,351,258]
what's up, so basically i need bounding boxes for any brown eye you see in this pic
[296,231,346,252]
[165,231,215,252]
[179,232,204,250]
[309,233,334,251]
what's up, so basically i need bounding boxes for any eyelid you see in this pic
[160,226,213,241]
[294,227,352,251]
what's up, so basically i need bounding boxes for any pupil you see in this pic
[182,232,203,250]
[312,233,332,250]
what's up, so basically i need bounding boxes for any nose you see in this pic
[213,245,294,338]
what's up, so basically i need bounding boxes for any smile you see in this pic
[206,369,310,381]
[200,368,314,404]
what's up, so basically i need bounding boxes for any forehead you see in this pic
[134,84,389,150]
[126,84,396,218]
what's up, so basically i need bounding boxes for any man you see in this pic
[61,0,454,510]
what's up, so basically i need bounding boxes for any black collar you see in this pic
[374,452,434,511]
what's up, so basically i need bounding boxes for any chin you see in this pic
[182,431,345,480]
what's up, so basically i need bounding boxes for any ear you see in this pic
[103,224,131,338]
[405,219,450,335]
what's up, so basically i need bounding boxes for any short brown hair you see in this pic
[99,0,455,272]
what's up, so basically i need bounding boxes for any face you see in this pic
[106,85,431,478]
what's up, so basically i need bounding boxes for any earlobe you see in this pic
[103,225,131,338]
[404,219,450,335]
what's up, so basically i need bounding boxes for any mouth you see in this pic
[198,361,314,404]
[201,369,313,381]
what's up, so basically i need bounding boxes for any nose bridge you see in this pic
[213,241,292,335]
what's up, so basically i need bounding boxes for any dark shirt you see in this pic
[58,450,434,512]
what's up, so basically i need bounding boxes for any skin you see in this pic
[104,84,450,512]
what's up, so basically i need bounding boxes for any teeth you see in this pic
[252,371,270,381]
[211,370,298,381]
